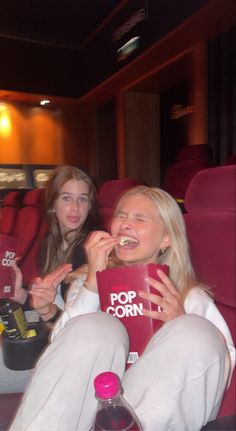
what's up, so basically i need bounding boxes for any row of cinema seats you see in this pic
[0,166,235,429]
[184,164,236,426]
[0,188,47,284]
[162,143,236,212]
[0,178,142,284]
[162,143,212,209]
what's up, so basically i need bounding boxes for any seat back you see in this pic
[225,154,236,165]
[20,215,48,283]
[184,165,236,416]
[175,143,211,162]
[163,159,210,201]
[12,188,45,265]
[97,178,141,230]
[0,191,22,235]
[163,144,212,209]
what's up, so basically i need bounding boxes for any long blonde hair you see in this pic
[109,186,199,299]
[70,186,207,299]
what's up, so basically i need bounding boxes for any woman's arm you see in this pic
[11,263,28,305]
[84,230,118,292]
[51,276,100,340]
[29,264,72,321]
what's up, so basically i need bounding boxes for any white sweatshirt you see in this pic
[51,277,235,378]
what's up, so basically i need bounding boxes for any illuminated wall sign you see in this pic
[33,169,53,188]
[0,169,27,189]
[170,104,194,119]
[112,6,147,43]
[80,0,209,97]
[117,36,140,62]
[112,0,148,62]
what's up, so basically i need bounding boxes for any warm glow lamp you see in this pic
[0,104,11,137]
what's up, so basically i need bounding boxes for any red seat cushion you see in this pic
[0,191,22,235]
[184,165,236,416]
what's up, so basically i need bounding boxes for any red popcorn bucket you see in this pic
[97,263,169,365]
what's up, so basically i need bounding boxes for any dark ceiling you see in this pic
[0,0,126,51]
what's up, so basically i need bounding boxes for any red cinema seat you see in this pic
[97,178,141,230]
[225,154,236,165]
[175,143,211,162]
[184,165,236,418]
[11,188,45,266]
[163,144,212,209]
[20,214,48,284]
[0,191,22,235]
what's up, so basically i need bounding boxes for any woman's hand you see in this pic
[138,269,185,322]
[11,262,28,305]
[29,263,72,314]
[84,230,118,292]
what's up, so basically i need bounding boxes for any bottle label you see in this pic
[0,307,27,339]
[13,307,27,337]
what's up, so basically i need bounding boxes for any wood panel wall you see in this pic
[0,101,94,169]
[125,92,160,186]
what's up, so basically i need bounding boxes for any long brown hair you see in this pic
[41,165,100,275]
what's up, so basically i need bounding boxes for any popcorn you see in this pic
[118,236,138,246]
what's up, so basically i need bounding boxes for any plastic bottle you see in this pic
[93,371,143,431]
[0,298,27,339]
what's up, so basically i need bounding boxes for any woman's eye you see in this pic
[78,197,88,204]
[62,196,71,202]
[116,213,126,219]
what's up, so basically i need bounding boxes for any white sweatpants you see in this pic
[10,312,230,431]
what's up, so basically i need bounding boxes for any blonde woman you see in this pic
[10,186,235,431]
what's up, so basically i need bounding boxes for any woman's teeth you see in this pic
[118,236,138,246]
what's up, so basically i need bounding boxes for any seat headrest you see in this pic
[225,154,236,165]
[2,191,21,206]
[185,165,236,212]
[22,188,44,206]
[176,144,211,162]
[97,179,140,208]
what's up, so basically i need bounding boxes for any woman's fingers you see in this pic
[145,271,181,301]
[44,264,72,284]
[85,232,118,273]
[84,230,111,250]
[30,291,54,301]
[138,269,185,322]
[85,231,118,251]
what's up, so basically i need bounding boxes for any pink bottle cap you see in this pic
[94,371,120,399]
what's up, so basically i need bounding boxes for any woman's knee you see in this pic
[174,314,227,355]
[60,312,129,350]
[146,314,228,364]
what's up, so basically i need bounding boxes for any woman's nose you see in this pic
[120,217,132,230]
[71,200,80,211]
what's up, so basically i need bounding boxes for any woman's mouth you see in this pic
[118,236,138,247]
[67,216,80,224]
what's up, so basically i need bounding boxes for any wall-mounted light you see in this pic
[117,36,140,62]
[40,99,51,106]
[0,104,11,137]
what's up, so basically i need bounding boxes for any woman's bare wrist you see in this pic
[38,304,57,321]
[84,277,98,293]
[14,289,28,305]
